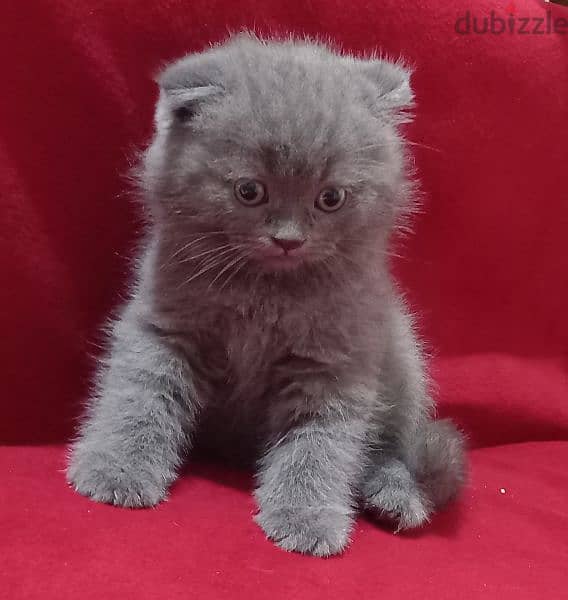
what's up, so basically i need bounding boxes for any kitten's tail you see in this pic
[412,419,466,509]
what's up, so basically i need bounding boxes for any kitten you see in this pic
[67,33,465,557]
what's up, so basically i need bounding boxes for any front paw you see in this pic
[255,505,353,557]
[67,448,167,508]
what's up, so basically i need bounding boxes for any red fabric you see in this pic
[1,0,567,597]
[2,444,568,599]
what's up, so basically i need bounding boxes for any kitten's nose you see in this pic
[271,237,305,253]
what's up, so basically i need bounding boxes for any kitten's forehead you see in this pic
[155,36,411,188]
[197,41,377,176]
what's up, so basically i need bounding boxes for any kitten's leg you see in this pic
[362,301,465,529]
[254,386,373,557]
[67,307,199,508]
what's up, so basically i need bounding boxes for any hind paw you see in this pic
[362,457,431,531]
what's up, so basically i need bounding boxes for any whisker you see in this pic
[207,250,252,291]
[192,244,246,272]
[217,251,255,293]
[179,243,235,264]
[161,231,226,269]
[351,140,442,155]
[405,140,442,154]
[175,249,239,290]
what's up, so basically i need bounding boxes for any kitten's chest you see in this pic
[222,306,313,394]
[194,295,366,401]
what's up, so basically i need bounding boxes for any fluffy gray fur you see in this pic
[67,34,465,557]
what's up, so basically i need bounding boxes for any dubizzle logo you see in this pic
[455,2,568,35]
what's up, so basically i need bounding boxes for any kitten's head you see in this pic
[143,34,414,277]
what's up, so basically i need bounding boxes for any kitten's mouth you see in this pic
[259,252,305,271]
[253,238,309,271]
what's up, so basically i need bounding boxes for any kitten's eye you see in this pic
[173,104,195,123]
[315,187,346,213]
[234,179,267,207]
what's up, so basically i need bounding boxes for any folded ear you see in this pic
[154,53,225,130]
[358,59,414,117]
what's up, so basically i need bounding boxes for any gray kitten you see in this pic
[67,34,465,557]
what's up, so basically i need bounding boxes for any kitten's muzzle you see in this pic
[271,236,305,254]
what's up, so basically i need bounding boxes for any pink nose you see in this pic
[271,237,305,253]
